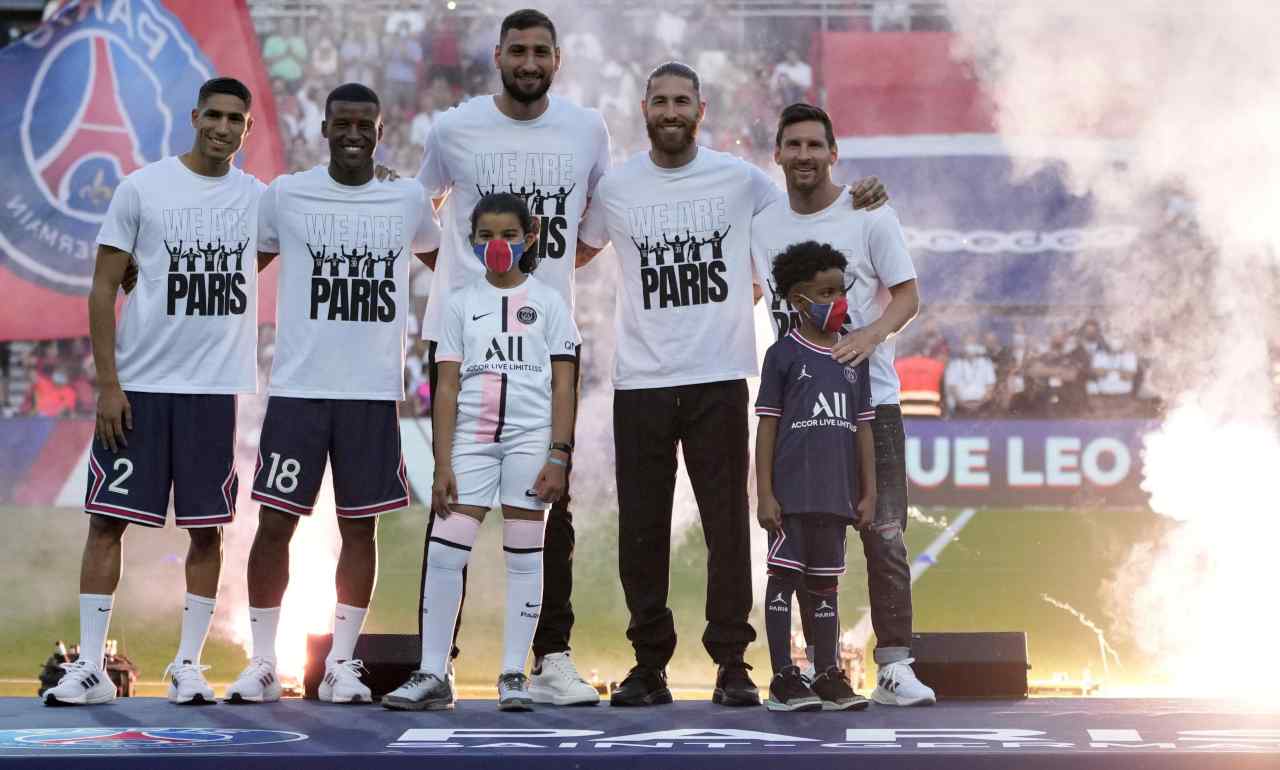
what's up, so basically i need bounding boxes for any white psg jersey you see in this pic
[96,156,264,394]
[436,274,580,443]
[259,165,442,400]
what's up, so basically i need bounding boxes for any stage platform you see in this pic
[2,696,1278,769]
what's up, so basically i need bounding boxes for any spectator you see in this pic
[340,21,381,88]
[262,18,308,89]
[1087,334,1139,414]
[895,344,946,417]
[26,365,77,417]
[871,0,912,32]
[1020,328,1090,417]
[296,84,324,143]
[311,30,339,81]
[410,91,435,149]
[771,49,813,105]
[384,20,423,115]
[944,334,997,416]
[918,318,951,361]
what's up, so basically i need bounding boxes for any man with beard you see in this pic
[753,103,933,706]
[414,8,609,706]
[576,65,887,707]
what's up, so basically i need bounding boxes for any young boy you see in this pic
[755,241,875,712]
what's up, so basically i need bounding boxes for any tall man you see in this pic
[415,8,610,706]
[47,79,264,707]
[750,103,934,706]
[224,83,441,704]
[577,64,886,707]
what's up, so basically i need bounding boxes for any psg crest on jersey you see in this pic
[0,0,214,292]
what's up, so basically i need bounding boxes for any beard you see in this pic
[500,68,552,105]
[645,118,699,155]
[785,163,825,193]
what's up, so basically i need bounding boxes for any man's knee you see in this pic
[804,574,838,595]
[87,514,128,545]
[187,525,223,553]
[337,515,377,546]
[257,507,300,545]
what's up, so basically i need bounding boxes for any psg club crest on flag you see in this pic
[0,0,215,292]
[0,727,308,750]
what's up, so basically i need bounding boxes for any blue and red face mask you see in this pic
[799,295,849,334]
[473,239,525,273]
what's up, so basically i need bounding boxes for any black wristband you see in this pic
[550,441,573,455]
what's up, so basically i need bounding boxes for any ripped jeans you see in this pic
[860,404,914,664]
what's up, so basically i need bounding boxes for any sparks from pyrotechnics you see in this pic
[1041,593,1122,677]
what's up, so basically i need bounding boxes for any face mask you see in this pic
[473,239,524,273]
[799,295,848,334]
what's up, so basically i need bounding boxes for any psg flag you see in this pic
[0,0,284,341]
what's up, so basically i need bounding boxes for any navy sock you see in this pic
[764,573,799,674]
[809,586,839,672]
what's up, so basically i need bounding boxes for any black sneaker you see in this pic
[712,658,761,707]
[811,666,870,711]
[609,665,673,707]
[765,665,821,711]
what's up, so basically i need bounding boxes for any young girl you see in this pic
[384,193,579,712]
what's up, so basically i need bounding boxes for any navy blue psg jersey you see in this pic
[756,331,874,519]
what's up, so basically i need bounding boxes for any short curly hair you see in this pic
[771,240,848,301]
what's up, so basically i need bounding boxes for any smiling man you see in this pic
[48,78,265,707]
[414,8,611,706]
[225,83,441,705]
[750,103,933,707]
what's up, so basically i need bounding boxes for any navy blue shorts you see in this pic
[767,514,848,576]
[84,391,237,528]
[250,397,409,518]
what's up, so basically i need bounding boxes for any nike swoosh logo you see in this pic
[97,608,111,613]
[472,313,493,320]
[524,602,541,608]
[336,615,347,621]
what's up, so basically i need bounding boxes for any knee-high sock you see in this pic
[764,571,801,675]
[248,606,281,663]
[79,594,113,670]
[807,579,840,672]
[420,514,480,677]
[177,593,216,664]
[502,518,545,674]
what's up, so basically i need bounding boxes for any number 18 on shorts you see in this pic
[250,397,410,517]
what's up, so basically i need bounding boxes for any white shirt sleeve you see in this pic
[411,185,442,252]
[866,205,917,289]
[747,163,785,215]
[435,291,466,363]
[547,293,582,355]
[96,178,141,254]
[578,177,611,249]
[257,179,281,253]
[587,112,612,198]
[416,115,452,196]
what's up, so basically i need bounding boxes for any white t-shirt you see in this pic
[944,356,997,404]
[436,275,580,443]
[416,94,611,342]
[96,156,264,394]
[750,190,917,405]
[259,165,442,400]
[1089,348,1138,395]
[580,148,783,389]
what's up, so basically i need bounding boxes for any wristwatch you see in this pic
[550,441,573,455]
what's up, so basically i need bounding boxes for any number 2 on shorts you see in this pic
[107,458,133,495]
[265,452,301,494]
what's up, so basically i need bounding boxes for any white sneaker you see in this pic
[165,660,215,705]
[383,671,454,711]
[497,671,533,711]
[224,657,282,704]
[43,660,115,706]
[319,659,372,704]
[528,651,600,705]
[871,658,937,706]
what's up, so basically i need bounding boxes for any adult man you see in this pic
[415,8,610,706]
[945,334,998,416]
[225,83,440,704]
[45,79,264,707]
[752,102,934,705]
[577,67,885,707]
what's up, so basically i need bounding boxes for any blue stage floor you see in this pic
[2,697,1278,768]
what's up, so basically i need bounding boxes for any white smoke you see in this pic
[946,0,1280,695]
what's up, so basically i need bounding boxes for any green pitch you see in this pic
[0,505,1169,692]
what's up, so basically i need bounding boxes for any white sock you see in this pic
[176,593,217,664]
[249,606,281,663]
[502,519,545,674]
[326,603,368,665]
[420,514,480,677]
[79,594,113,670]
